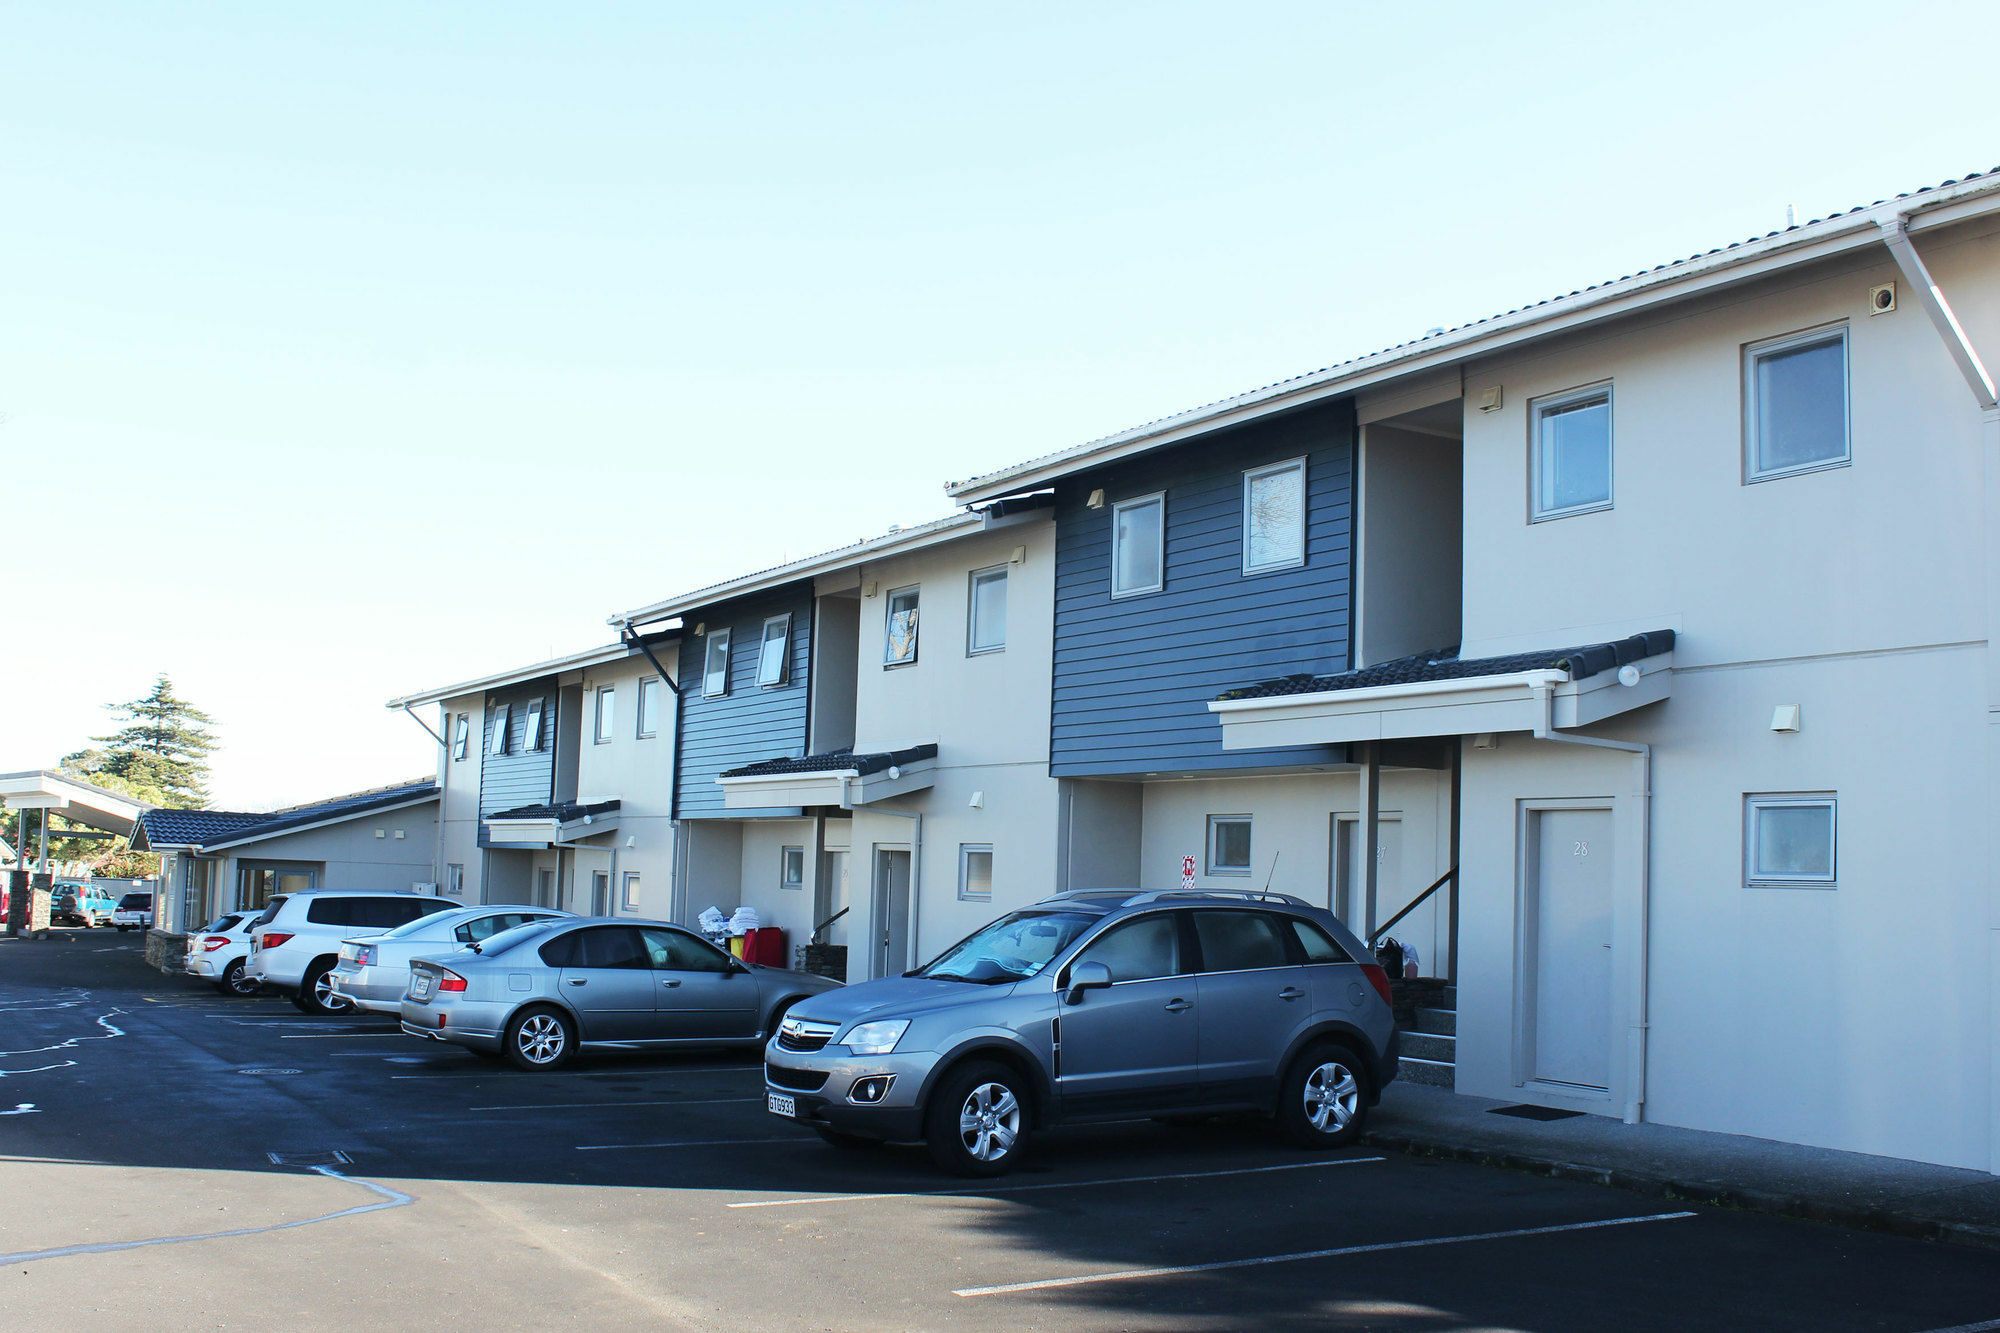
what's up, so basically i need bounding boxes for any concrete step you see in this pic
[1398,1055,1454,1089]
[1412,1006,1456,1036]
[1442,985,1457,1007]
[1400,1031,1455,1063]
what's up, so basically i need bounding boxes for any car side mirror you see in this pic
[1064,960,1112,1005]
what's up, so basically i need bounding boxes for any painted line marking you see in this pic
[951,1210,1700,1297]
[576,1135,814,1152]
[730,1156,1387,1210]
[391,1065,760,1081]
[0,1166,414,1266]
[472,1097,764,1112]
[279,1033,410,1040]
[1914,1322,2000,1333]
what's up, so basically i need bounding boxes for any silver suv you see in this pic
[764,889,1399,1176]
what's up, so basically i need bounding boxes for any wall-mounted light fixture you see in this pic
[373,829,385,839]
[1617,664,1642,687]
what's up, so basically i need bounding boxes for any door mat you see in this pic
[1488,1104,1585,1121]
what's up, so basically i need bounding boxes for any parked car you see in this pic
[763,888,1400,1177]
[399,917,839,1070]
[52,884,118,928]
[249,891,457,1014]
[110,892,153,931]
[185,912,262,995]
[329,905,573,1015]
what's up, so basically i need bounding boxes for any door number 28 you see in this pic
[1572,841,1591,858]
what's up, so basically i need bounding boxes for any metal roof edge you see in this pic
[386,637,673,709]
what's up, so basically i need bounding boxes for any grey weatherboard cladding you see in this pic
[479,681,558,820]
[1049,397,1356,777]
[675,582,816,818]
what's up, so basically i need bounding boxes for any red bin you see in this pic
[743,927,786,967]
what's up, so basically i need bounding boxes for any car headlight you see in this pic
[842,1020,909,1056]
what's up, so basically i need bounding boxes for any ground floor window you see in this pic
[781,845,805,889]
[1744,793,1837,887]
[622,870,641,910]
[1206,815,1252,876]
[958,844,993,901]
[445,863,464,896]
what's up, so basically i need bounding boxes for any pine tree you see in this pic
[90,674,219,807]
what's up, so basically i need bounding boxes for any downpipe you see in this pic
[1533,685,1653,1125]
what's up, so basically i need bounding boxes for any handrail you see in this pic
[810,906,850,944]
[1369,866,1457,945]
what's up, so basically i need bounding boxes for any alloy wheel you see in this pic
[226,962,259,996]
[1303,1059,1359,1133]
[516,1013,566,1065]
[313,970,350,1013]
[957,1082,1021,1162]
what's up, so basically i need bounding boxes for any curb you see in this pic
[1361,1129,2000,1254]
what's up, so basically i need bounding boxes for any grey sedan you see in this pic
[400,916,840,1070]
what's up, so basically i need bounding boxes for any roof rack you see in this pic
[1043,888,1312,908]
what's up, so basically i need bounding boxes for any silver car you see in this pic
[329,905,573,1014]
[399,916,840,1070]
[764,889,1400,1176]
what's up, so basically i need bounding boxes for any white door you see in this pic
[872,848,911,979]
[1333,815,1404,942]
[1526,808,1614,1091]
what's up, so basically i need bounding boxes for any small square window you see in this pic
[968,567,1007,654]
[1745,794,1837,887]
[1531,385,1613,520]
[523,698,546,752]
[593,686,615,743]
[758,615,791,687]
[1207,815,1252,876]
[445,863,464,897]
[1746,326,1849,481]
[959,844,994,901]
[780,845,805,889]
[1243,459,1306,572]
[1111,493,1165,597]
[637,677,662,738]
[452,714,469,761]
[622,871,641,910]
[885,587,920,665]
[489,703,511,756]
[703,628,731,697]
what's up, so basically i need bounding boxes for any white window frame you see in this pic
[757,614,792,688]
[445,863,464,897]
[1110,492,1166,598]
[621,870,641,910]
[1241,458,1308,574]
[1744,324,1851,483]
[522,698,546,752]
[452,714,468,760]
[593,686,615,744]
[967,565,1008,655]
[1744,793,1838,888]
[1206,814,1253,876]
[703,628,731,698]
[489,703,511,756]
[636,676,662,739]
[958,843,994,902]
[780,845,805,889]
[1529,382,1614,521]
[884,585,920,666]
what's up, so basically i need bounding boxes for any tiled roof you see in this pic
[140,780,438,849]
[485,799,621,823]
[947,169,2000,497]
[1217,631,1675,702]
[721,744,939,780]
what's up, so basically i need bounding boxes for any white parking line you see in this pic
[951,1210,1700,1297]
[390,1065,760,1081]
[1914,1322,2000,1333]
[279,1033,409,1039]
[575,1135,813,1151]
[471,1097,764,1112]
[729,1155,1387,1210]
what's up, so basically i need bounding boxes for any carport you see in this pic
[0,770,150,936]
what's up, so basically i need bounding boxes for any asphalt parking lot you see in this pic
[4,932,2000,1331]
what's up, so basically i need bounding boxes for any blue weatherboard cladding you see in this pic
[479,680,558,819]
[675,581,815,818]
[1050,397,1355,777]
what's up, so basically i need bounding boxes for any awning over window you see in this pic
[484,799,621,848]
[716,744,938,810]
[1208,631,1674,749]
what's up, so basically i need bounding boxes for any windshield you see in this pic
[473,919,563,957]
[919,909,1100,984]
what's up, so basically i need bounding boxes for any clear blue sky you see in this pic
[2,1,1992,807]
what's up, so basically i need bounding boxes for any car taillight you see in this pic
[1360,963,1394,1007]
[356,945,377,966]
[437,970,468,993]
[202,936,229,951]
[261,932,294,949]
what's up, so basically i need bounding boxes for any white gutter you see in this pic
[1531,685,1652,1127]
[387,641,639,710]
[1208,669,1568,714]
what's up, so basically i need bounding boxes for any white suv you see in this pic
[249,891,457,1014]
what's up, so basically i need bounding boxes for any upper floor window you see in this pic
[1111,493,1165,597]
[1746,325,1849,482]
[522,698,546,752]
[1531,384,1613,520]
[1242,459,1306,573]
[703,628,731,697]
[452,714,469,761]
[885,586,920,665]
[489,703,511,756]
[1745,793,1836,887]
[593,686,615,743]
[967,566,1007,654]
[758,614,792,687]
[636,677,662,738]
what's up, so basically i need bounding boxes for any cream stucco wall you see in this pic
[574,653,678,919]
[436,692,484,902]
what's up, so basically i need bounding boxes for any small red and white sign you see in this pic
[1181,856,1196,890]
